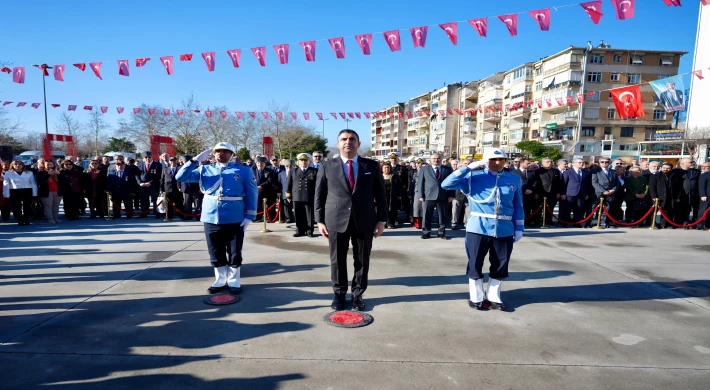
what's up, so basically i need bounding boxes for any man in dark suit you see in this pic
[277,158,294,223]
[561,158,590,226]
[511,159,535,225]
[529,158,562,226]
[659,81,685,111]
[160,157,184,220]
[178,155,203,220]
[253,156,279,222]
[315,129,387,312]
[673,158,701,228]
[417,153,455,239]
[287,153,318,237]
[590,158,621,229]
[389,153,410,222]
[138,151,163,218]
[697,162,710,230]
[649,163,683,229]
[106,154,138,219]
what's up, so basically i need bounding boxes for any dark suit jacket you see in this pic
[672,168,701,202]
[562,169,590,198]
[529,167,562,196]
[699,171,710,200]
[590,167,621,197]
[314,156,387,234]
[278,169,290,198]
[287,166,317,202]
[161,165,181,193]
[255,168,280,200]
[649,172,683,208]
[417,165,454,202]
[660,89,685,108]
[511,168,534,193]
[106,168,138,197]
[140,161,162,187]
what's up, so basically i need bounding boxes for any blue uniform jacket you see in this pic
[442,166,524,238]
[176,161,258,225]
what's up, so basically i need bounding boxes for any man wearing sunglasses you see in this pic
[311,151,323,169]
[590,158,621,228]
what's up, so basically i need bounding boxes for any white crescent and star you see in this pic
[536,13,546,21]
[388,34,398,44]
[504,18,514,27]
[445,27,454,35]
[619,91,635,106]
[619,0,631,12]
[588,5,597,11]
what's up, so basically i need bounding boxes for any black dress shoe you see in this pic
[438,234,447,240]
[307,231,314,237]
[421,233,431,239]
[352,297,365,311]
[228,286,242,295]
[293,232,305,237]
[207,285,226,294]
[489,301,506,311]
[451,225,459,230]
[468,301,486,310]
[331,297,345,311]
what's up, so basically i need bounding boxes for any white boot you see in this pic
[487,278,506,311]
[227,266,242,294]
[469,278,485,303]
[208,266,228,293]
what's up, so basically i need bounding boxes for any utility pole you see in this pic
[32,64,53,135]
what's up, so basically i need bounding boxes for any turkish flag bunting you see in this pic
[383,30,401,52]
[329,37,346,59]
[529,9,551,31]
[73,63,86,71]
[497,14,518,37]
[248,112,256,118]
[193,110,201,113]
[576,94,585,104]
[398,112,403,118]
[17,102,26,107]
[0,67,10,74]
[373,112,379,119]
[588,91,597,97]
[363,112,371,119]
[316,112,323,120]
[304,112,311,120]
[339,113,346,119]
[89,62,102,80]
[83,105,92,111]
[69,105,77,111]
[12,67,25,84]
[35,64,49,76]
[546,99,552,107]
[662,0,681,6]
[406,112,412,118]
[50,103,59,108]
[355,112,361,119]
[484,107,489,113]
[117,107,123,113]
[202,52,216,71]
[177,110,184,116]
[566,96,574,106]
[220,110,227,119]
[447,109,453,115]
[692,70,704,79]
[702,0,709,5]
[347,113,354,118]
[206,111,213,118]
[439,110,446,116]
[147,108,155,115]
[225,49,241,68]
[555,97,564,106]
[179,54,193,61]
[409,27,428,48]
[611,85,645,118]
[276,112,283,120]
[251,47,266,67]
[118,60,130,76]
[160,56,174,75]
[262,112,269,119]
[505,104,511,111]
[455,109,463,115]
[164,109,171,116]
[416,111,422,117]
[331,113,338,119]
[611,0,635,20]
[300,41,316,62]
[32,103,41,109]
[354,34,372,55]
[133,108,141,114]
[468,18,488,37]
[274,44,289,65]
[439,22,458,45]
[580,1,604,24]
[135,58,150,67]
[291,112,297,120]
[235,112,242,119]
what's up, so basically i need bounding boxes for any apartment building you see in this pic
[427,84,461,157]
[370,103,408,157]
[405,92,431,156]
[500,63,535,154]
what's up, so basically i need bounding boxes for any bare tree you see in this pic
[684,126,710,162]
[54,112,85,153]
[164,95,207,155]
[119,104,171,152]
[233,115,263,153]
[85,109,111,157]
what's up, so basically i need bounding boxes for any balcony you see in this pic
[482,140,500,147]
[542,111,578,127]
[543,61,582,77]
[414,102,429,111]
[464,90,478,100]
[509,123,530,130]
[543,80,582,92]
[482,98,503,106]
[483,111,501,121]
[508,107,531,118]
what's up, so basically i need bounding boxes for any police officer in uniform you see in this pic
[176,142,258,294]
[287,153,318,237]
[442,148,524,311]
[389,152,409,223]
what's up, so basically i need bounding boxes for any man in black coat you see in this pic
[138,151,163,219]
[697,162,710,230]
[178,155,203,220]
[529,157,562,226]
[561,158,591,225]
[315,129,387,312]
[287,153,318,237]
[417,153,455,239]
[673,158,701,227]
[160,157,184,220]
[511,158,535,225]
[254,156,279,222]
[389,153,409,222]
[649,163,683,229]
[106,155,138,219]
[277,158,294,223]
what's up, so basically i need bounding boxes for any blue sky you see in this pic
[0,0,701,148]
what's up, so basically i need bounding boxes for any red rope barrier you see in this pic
[658,207,710,228]
[524,206,542,222]
[602,206,656,227]
[164,197,202,218]
[546,205,600,225]
[108,196,162,215]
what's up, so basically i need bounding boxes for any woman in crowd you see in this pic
[58,160,84,221]
[2,160,38,225]
[0,161,12,222]
[381,161,403,229]
[83,159,107,219]
[36,160,62,223]
[411,158,426,229]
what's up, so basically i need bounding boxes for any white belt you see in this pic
[204,194,243,201]
[469,211,512,220]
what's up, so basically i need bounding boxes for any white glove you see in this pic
[240,219,252,231]
[194,148,212,163]
[514,231,523,242]
[469,160,487,170]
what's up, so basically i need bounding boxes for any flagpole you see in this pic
[576,41,592,151]
[32,64,52,135]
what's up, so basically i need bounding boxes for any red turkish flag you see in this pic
[36,64,49,76]
[692,70,704,79]
[32,103,41,109]
[331,113,338,119]
[454,109,463,115]
[576,94,584,104]
[497,14,518,37]
[262,112,269,119]
[409,27,428,48]
[83,105,92,111]
[397,112,403,118]
[133,108,141,114]
[193,110,200,113]
[69,105,77,111]
[555,97,564,106]
[148,108,156,115]
[364,112,371,119]
[546,99,552,107]
[580,1,604,24]
[662,0,681,6]
[52,104,60,108]
[446,109,453,115]
[89,62,102,80]
[53,64,65,81]
[274,44,289,65]
[135,58,150,67]
[204,111,212,118]
[251,47,266,66]
[329,37,346,58]
[164,109,171,116]
[406,112,412,118]
[300,41,316,62]
[276,112,283,120]
[12,67,25,84]
[118,60,130,76]
[226,49,241,68]
[566,96,574,106]
[290,112,297,120]
[117,107,124,114]
[611,85,645,118]
[179,54,193,61]
[248,112,256,118]
[304,112,311,120]
[588,91,597,97]
[99,106,107,113]
[177,110,184,116]
[73,63,86,71]
[160,56,174,75]
[17,102,26,107]
[439,22,458,45]
[468,18,488,37]
[505,104,511,111]
[702,0,709,5]
[355,112,361,119]
[339,113,346,119]
[529,9,551,31]
[220,110,227,119]
[347,113,354,118]
[355,34,372,55]
[439,110,446,116]
[202,52,216,71]
[316,112,323,120]
[383,30,401,52]
[0,67,10,74]
[611,0,635,20]
[235,112,242,119]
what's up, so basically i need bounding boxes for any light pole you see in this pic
[320,118,329,138]
[575,41,593,152]
[345,118,351,129]
[32,64,52,135]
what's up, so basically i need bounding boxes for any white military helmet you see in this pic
[483,148,507,161]
[212,142,236,154]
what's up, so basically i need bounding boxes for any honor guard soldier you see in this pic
[176,142,258,295]
[442,148,524,311]
[287,153,318,237]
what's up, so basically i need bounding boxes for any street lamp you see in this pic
[320,117,329,138]
[31,64,52,135]
[345,118,351,129]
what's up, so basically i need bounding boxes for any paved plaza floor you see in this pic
[1,218,709,389]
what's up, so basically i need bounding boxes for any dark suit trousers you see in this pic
[294,201,314,234]
[183,192,202,220]
[204,222,244,268]
[523,194,534,225]
[111,194,134,218]
[329,216,373,299]
[165,191,184,219]
[564,195,585,223]
[675,199,700,224]
[423,199,448,235]
[698,200,709,228]
[281,198,294,222]
[139,186,160,216]
[465,232,513,280]
[599,195,615,227]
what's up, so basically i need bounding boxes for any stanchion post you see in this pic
[592,197,604,229]
[260,198,272,233]
[648,198,659,230]
[163,192,170,222]
[105,192,113,220]
[539,197,549,229]
[276,198,284,224]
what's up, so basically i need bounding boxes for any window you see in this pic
[587,91,600,101]
[607,109,616,119]
[603,144,612,151]
[581,127,596,137]
[620,127,634,137]
[525,84,532,93]
[653,110,666,120]
[589,54,604,64]
[628,74,641,83]
[613,54,622,63]
[571,54,583,63]
[630,55,644,65]
[587,72,602,83]
[580,143,594,152]
[619,143,639,151]
[604,127,613,135]
[659,56,673,66]
[584,108,600,119]
[534,81,542,91]
[610,73,620,82]
[658,74,670,80]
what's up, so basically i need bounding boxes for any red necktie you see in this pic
[435,167,440,179]
[347,160,355,192]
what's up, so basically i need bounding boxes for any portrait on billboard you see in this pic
[649,76,686,113]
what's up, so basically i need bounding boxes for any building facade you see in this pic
[687,4,710,162]
[370,103,407,158]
